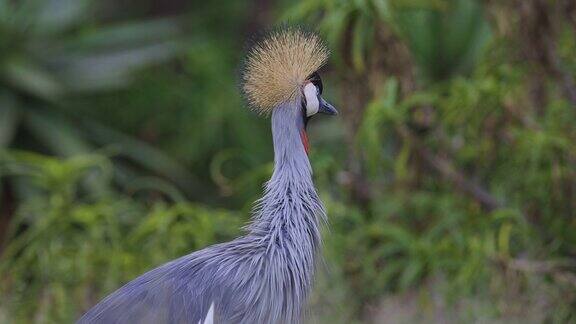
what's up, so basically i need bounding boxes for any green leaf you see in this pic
[33,0,91,35]
[394,0,491,82]
[80,120,201,196]
[64,18,181,50]
[399,260,423,290]
[24,110,92,157]
[3,59,63,100]
[51,41,183,92]
[351,15,371,73]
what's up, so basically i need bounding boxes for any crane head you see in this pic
[241,27,337,118]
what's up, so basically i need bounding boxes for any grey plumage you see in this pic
[78,27,337,324]
[78,100,326,324]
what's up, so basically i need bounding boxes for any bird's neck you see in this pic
[242,101,324,323]
[247,101,325,244]
[271,102,312,181]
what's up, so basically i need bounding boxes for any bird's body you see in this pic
[79,27,337,324]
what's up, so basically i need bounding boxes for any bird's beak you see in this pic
[319,97,338,115]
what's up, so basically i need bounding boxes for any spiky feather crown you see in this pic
[242,27,329,115]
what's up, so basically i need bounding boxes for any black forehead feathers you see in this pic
[307,71,323,94]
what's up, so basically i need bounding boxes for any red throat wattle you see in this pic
[300,130,310,154]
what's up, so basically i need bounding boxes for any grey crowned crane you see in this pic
[79,27,338,324]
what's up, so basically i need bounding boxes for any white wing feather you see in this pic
[200,302,215,324]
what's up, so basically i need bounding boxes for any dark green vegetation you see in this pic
[1,0,575,323]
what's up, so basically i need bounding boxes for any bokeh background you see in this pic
[1,0,575,323]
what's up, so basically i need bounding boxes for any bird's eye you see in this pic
[308,71,323,95]
[303,83,319,117]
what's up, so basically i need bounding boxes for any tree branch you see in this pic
[398,126,503,213]
[418,146,503,212]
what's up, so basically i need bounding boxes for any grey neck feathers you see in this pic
[247,99,325,251]
[242,100,325,323]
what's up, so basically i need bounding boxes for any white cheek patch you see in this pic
[304,83,319,117]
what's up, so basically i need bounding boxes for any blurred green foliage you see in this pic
[1,0,576,323]
[0,0,203,201]
[0,151,241,322]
